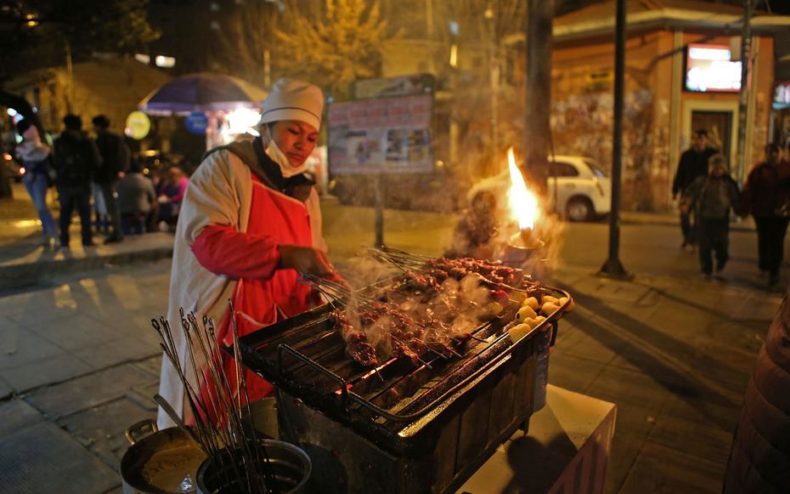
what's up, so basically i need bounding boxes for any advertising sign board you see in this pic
[328,75,434,175]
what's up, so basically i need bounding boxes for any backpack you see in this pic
[55,136,93,184]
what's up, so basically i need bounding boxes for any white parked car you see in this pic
[467,155,611,222]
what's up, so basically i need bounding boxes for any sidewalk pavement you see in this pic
[0,191,776,493]
[0,186,756,291]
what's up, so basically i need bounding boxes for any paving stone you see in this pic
[647,411,734,468]
[0,353,92,392]
[127,382,160,412]
[618,441,723,494]
[4,288,85,327]
[605,405,660,493]
[0,399,44,437]
[72,336,158,370]
[58,397,154,471]
[25,364,156,419]
[569,277,653,304]
[0,422,118,494]
[561,332,621,364]
[0,376,11,399]
[131,355,163,379]
[0,327,65,369]
[548,354,605,394]
[28,313,123,350]
[585,366,673,413]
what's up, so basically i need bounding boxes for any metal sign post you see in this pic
[327,75,435,247]
[600,0,631,279]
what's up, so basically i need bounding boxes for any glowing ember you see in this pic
[506,148,540,231]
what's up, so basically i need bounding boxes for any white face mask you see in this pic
[262,126,309,178]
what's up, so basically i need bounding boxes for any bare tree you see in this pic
[274,0,392,93]
[212,0,279,87]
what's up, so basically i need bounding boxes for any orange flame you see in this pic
[507,148,540,230]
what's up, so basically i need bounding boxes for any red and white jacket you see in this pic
[157,141,326,429]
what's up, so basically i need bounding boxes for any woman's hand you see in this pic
[277,245,335,278]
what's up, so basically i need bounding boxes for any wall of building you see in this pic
[7,57,170,136]
[546,29,775,211]
[550,31,665,210]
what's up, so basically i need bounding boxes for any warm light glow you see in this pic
[507,148,540,230]
[155,55,176,68]
[224,107,262,137]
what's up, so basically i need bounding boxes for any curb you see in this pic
[0,247,173,294]
[620,217,755,233]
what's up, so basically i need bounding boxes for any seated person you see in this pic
[117,160,157,235]
[157,166,188,227]
[447,190,499,259]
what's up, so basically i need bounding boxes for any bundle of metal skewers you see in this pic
[370,246,539,294]
[151,303,274,494]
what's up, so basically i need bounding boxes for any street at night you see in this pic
[0,191,786,492]
[2,0,790,493]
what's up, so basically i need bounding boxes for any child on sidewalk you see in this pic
[682,154,741,278]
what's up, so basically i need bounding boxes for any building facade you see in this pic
[507,0,789,210]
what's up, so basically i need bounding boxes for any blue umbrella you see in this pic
[139,72,267,115]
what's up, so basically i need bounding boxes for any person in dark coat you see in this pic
[92,115,130,243]
[741,143,790,286]
[672,129,718,248]
[53,114,101,248]
[723,287,790,493]
[682,153,740,278]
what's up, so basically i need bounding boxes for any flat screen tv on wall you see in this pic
[684,44,742,93]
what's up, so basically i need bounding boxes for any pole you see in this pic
[486,3,499,160]
[735,0,753,182]
[374,173,384,247]
[600,0,630,278]
[525,0,553,191]
[65,39,74,113]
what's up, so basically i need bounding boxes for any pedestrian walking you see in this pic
[92,115,130,243]
[682,153,740,278]
[741,143,790,286]
[14,119,58,248]
[672,129,718,249]
[157,79,337,429]
[117,160,157,235]
[52,114,101,248]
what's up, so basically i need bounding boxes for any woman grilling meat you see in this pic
[157,79,337,429]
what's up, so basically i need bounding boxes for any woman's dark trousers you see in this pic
[754,216,789,277]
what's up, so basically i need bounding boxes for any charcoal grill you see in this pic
[237,285,570,494]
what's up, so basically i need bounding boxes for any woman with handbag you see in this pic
[742,143,790,286]
[15,119,58,248]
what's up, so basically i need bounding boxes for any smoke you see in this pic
[453,171,568,279]
[333,252,515,363]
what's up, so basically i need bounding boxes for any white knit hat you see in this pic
[260,78,324,130]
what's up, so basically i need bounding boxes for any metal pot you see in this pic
[120,419,207,494]
[196,439,311,494]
